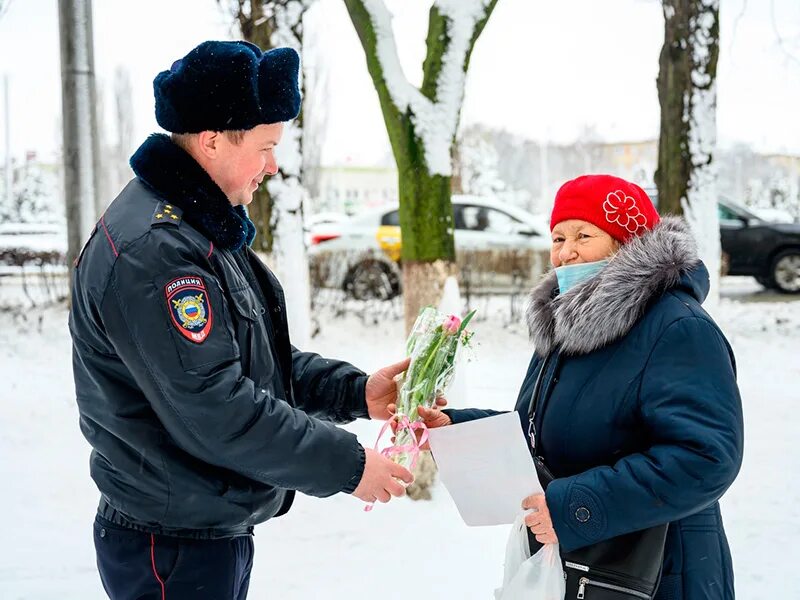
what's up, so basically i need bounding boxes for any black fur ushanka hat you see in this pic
[154,40,301,133]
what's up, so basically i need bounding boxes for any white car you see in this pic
[308,195,551,300]
[303,212,349,246]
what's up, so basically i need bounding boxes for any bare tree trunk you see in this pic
[656,0,721,311]
[401,261,458,336]
[232,0,276,253]
[299,28,329,204]
[224,0,316,346]
[655,1,693,215]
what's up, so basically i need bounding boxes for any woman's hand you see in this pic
[522,493,559,545]
[386,402,452,450]
[416,405,452,429]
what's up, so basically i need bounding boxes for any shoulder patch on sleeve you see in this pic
[165,276,213,343]
[151,202,183,228]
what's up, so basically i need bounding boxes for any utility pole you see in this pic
[58,0,99,275]
[3,75,11,215]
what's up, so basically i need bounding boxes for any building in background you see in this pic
[312,165,398,215]
[594,139,658,187]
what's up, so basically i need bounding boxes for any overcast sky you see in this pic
[0,0,798,166]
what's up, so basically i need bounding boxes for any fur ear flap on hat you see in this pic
[154,40,301,134]
[258,47,301,125]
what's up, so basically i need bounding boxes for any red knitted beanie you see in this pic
[550,174,660,243]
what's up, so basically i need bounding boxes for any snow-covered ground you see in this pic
[0,290,798,599]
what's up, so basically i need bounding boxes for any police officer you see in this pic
[70,41,420,599]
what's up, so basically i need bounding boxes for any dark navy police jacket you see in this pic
[70,134,367,538]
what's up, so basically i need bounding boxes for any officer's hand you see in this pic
[367,358,448,421]
[351,448,413,503]
[365,358,411,420]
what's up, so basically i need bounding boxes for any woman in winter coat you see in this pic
[420,174,744,599]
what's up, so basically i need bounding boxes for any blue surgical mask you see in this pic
[555,260,609,294]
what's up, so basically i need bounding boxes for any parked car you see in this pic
[646,190,800,294]
[719,199,800,293]
[307,195,551,300]
[303,212,348,246]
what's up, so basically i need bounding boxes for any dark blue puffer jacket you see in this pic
[447,217,744,599]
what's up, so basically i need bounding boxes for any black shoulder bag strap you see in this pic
[525,353,668,599]
[526,353,557,483]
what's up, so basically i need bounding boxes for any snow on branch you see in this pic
[361,0,493,176]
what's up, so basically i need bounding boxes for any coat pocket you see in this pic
[574,577,652,599]
[227,286,265,378]
[676,528,726,596]
[565,563,656,599]
[151,535,183,586]
[228,286,265,323]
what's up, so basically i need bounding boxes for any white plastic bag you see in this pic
[495,511,566,600]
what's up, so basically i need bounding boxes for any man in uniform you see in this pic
[70,41,419,599]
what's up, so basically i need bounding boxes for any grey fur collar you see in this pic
[525,216,700,356]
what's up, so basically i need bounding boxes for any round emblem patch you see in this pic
[165,276,213,343]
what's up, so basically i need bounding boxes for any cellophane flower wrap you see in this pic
[385,306,476,469]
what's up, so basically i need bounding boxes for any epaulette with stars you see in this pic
[151,202,183,228]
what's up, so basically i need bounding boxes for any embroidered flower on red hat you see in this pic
[603,190,648,235]
[550,174,659,243]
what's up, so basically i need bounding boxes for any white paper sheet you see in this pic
[428,411,544,526]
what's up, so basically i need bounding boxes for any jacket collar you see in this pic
[129,133,256,252]
[526,216,706,356]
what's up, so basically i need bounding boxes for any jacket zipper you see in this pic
[577,576,650,599]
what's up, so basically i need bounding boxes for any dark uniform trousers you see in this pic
[94,516,254,600]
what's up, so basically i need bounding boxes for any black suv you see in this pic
[719,200,800,293]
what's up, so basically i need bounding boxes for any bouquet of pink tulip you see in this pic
[380,306,476,470]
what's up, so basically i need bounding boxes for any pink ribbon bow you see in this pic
[363,414,429,512]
